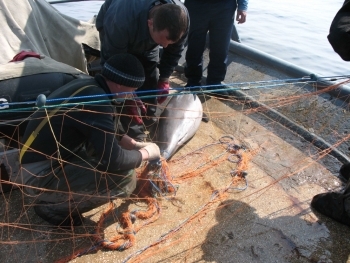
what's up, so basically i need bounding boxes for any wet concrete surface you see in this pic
[1,49,350,263]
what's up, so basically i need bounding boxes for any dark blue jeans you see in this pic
[184,0,237,86]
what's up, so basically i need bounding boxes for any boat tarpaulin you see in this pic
[0,0,100,80]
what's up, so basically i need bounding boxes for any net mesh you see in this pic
[1,73,350,263]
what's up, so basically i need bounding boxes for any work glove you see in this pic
[123,96,147,125]
[134,141,154,150]
[143,143,161,161]
[157,80,170,104]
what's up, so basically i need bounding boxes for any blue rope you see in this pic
[0,77,321,113]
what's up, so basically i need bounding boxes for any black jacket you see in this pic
[20,75,142,172]
[328,0,350,61]
[96,0,189,79]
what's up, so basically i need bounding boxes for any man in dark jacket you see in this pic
[96,0,189,140]
[311,0,350,227]
[327,0,350,61]
[20,54,161,227]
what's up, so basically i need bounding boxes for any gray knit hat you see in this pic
[101,54,145,88]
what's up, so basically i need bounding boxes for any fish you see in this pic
[155,93,203,160]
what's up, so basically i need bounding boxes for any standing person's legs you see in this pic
[184,0,210,88]
[206,1,236,86]
[25,154,136,226]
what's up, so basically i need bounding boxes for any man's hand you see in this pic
[134,141,154,150]
[139,143,161,161]
[123,96,147,124]
[119,136,160,160]
[157,79,170,104]
[236,10,247,24]
[119,135,138,150]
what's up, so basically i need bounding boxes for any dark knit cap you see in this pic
[101,54,145,88]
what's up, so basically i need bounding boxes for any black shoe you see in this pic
[202,112,210,123]
[339,163,350,181]
[211,90,230,97]
[185,82,201,88]
[144,105,158,125]
[143,111,158,136]
[311,192,350,226]
[185,82,202,93]
[34,201,83,227]
[143,115,158,126]
[207,83,230,98]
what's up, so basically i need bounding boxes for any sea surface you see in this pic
[52,0,349,77]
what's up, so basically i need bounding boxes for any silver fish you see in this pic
[155,93,203,160]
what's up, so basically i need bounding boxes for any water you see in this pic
[237,0,349,77]
[52,0,349,77]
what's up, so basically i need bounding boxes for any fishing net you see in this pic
[1,68,350,263]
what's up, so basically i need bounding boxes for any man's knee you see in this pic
[110,169,137,198]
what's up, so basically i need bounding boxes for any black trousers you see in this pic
[184,0,236,86]
[22,148,136,215]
